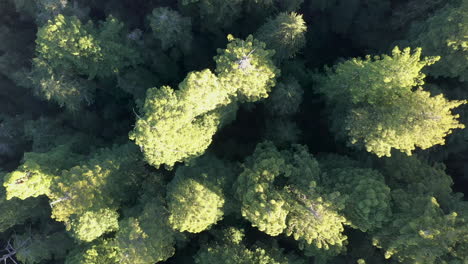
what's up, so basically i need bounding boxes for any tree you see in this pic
[30,14,141,110]
[379,153,457,209]
[255,12,307,61]
[167,155,236,233]
[406,0,468,81]
[315,47,466,157]
[0,184,46,233]
[235,142,348,255]
[48,144,145,242]
[194,228,305,264]
[3,144,83,200]
[113,199,176,264]
[179,0,244,31]
[14,231,75,264]
[65,241,117,264]
[322,168,392,232]
[130,35,278,168]
[148,7,192,52]
[372,195,468,263]
[214,35,279,102]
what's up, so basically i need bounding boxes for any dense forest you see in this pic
[0,0,467,263]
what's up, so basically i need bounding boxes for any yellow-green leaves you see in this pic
[31,14,141,110]
[168,178,224,233]
[70,209,119,242]
[166,155,233,233]
[235,142,347,254]
[131,36,279,168]
[316,47,466,157]
[215,35,279,102]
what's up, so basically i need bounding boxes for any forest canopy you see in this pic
[0,0,467,263]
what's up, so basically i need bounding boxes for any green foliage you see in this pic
[129,71,228,168]
[113,200,176,263]
[65,239,118,264]
[49,144,143,241]
[30,14,140,110]
[215,35,279,102]
[179,0,244,30]
[167,155,234,233]
[323,168,392,232]
[235,142,348,254]
[15,231,75,264]
[406,0,468,81]
[35,14,139,78]
[255,12,307,61]
[316,47,466,157]
[131,35,278,168]
[195,228,305,264]
[3,144,82,200]
[148,7,192,51]
[372,196,468,264]
[70,209,119,242]
[264,78,303,116]
[0,185,45,232]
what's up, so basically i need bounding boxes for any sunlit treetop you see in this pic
[113,199,176,264]
[129,70,230,168]
[148,7,193,51]
[3,144,83,200]
[215,35,279,102]
[35,14,140,79]
[235,142,348,253]
[131,35,279,168]
[317,47,439,106]
[30,14,141,110]
[167,154,236,233]
[316,47,466,157]
[255,12,307,61]
[64,239,118,264]
[346,88,466,157]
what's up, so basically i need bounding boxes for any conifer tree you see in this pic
[30,14,141,110]
[322,168,392,232]
[148,7,192,52]
[167,155,235,233]
[235,142,348,255]
[406,0,468,81]
[14,231,75,264]
[255,12,307,61]
[316,47,466,157]
[130,35,279,168]
[113,199,176,264]
[195,228,305,264]
[3,144,83,200]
